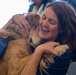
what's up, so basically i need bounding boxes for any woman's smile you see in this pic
[41,26,49,33]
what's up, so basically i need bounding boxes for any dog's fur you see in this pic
[0,13,69,75]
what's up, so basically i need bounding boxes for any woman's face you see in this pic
[39,7,59,41]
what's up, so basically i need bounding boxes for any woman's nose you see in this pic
[42,20,49,26]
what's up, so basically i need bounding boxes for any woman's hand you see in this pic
[12,14,30,30]
[35,41,60,56]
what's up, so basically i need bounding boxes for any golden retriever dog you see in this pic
[0,13,69,75]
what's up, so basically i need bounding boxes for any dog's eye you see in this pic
[29,38,32,43]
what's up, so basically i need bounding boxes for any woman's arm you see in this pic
[21,41,60,75]
[21,48,42,75]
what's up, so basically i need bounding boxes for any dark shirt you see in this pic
[37,52,70,75]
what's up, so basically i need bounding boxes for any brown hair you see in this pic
[46,1,76,50]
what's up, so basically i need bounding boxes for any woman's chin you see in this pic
[39,34,49,40]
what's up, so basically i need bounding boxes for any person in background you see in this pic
[20,1,76,75]
[28,0,54,16]
[61,0,76,10]
[68,0,76,10]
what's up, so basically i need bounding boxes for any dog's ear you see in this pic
[25,13,40,28]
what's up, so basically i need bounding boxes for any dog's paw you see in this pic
[0,30,10,38]
[54,44,69,56]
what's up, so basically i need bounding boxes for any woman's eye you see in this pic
[49,19,57,25]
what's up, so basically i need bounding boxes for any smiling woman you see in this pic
[0,0,30,28]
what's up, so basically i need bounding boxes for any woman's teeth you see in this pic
[43,27,49,32]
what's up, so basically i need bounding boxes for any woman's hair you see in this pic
[46,1,76,50]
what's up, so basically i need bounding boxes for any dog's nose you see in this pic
[29,38,32,43]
